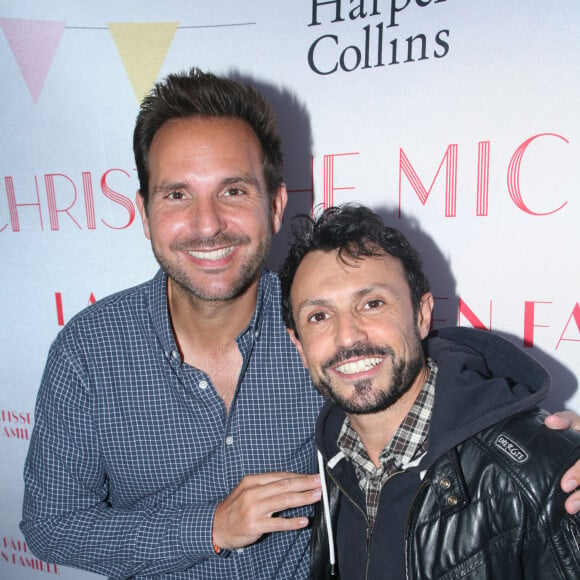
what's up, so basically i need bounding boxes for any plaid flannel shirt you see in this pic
[338,359,437,528]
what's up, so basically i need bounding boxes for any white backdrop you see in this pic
[1,1,579,577]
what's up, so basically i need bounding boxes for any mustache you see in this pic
[171,232,250,251]
[322,343,394,372]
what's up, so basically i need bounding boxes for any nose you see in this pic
[335,313,367,348]
[191,196,225,238]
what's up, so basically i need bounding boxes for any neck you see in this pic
[167,276,260,354]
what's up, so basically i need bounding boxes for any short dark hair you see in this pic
[133,67,284,207]
[279,204,431,335]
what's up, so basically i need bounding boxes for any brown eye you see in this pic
[167,191,185,200]
[224,188,245,197]
[308,312,329,323]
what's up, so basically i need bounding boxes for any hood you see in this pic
[424,326,550,466]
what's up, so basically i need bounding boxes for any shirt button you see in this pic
[199,380,209,390]
[225,436,234,445]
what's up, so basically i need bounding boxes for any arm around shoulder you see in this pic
[515,412,580,576]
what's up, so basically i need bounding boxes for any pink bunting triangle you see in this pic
[0,18,65,104]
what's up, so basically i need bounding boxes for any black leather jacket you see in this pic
[311,408,580,579]
[311,328,580,579]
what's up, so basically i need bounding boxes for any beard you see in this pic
[313,332,425,415]
[152,231,272,302]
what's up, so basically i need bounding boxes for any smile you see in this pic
[187,247,234,261]
[334,357,383,375]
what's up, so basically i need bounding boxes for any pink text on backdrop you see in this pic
[429,296,579,350]
[398,133,569,217]
[1,133,570,231]
[53,292,580,351]
[1,537,58,574]
[1,169,136,232]
[1,410,32,441]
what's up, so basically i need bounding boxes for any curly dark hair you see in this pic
[279,204,431,335]
[133,67,284,208]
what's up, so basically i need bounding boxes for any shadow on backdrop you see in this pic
[225,72,577,414]
[229,70,314,273]
[375,206,577,413]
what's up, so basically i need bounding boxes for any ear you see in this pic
[417,293,434,339]
[286,328,309,370]
[271,184,288,235]
[135,191,151,240]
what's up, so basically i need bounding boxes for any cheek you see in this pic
[239,202,273,232]
[149,212,189,240]
[301,335,329,372]
[400,326,423,356]
[243,212,270,239]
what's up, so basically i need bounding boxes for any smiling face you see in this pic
[288,249,433,415]
[136,116,286,303]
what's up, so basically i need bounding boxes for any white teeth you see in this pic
[188,247,234,261]
[335,357,382,375]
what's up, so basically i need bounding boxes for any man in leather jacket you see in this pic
[279,204,580,579]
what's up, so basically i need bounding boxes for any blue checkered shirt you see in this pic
[21,269,323,579]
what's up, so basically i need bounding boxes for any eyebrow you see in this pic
[353,283,402,301]
[152,174,262,196]
[220,175,261,188]
[294,298,331,323]
[151,182,187,195]
[295,283,402,316]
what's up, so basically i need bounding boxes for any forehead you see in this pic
[291,249,409,305]
[149,116,264,171]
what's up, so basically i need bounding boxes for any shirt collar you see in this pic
[149,269,176,355]
[338,358,438,477]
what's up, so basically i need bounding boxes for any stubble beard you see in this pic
[313,334,425,415]
[152,232,272,303]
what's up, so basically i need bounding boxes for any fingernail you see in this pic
[570,500,580,514]
[313,489,321,500]
[563,478,578,493]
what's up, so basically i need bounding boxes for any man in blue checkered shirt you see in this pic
[20,68,580,579]
[20,68,323,579]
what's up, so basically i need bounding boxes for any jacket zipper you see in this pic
[403,477,430,579]
[328,465,424,579]
[325,469,369,575]
[363,470,405,580]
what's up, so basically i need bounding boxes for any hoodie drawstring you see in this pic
[317,450,337,575]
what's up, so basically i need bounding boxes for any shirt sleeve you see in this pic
[20,338,223,578]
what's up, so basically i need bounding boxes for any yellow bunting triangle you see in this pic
[108,22,178,103]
